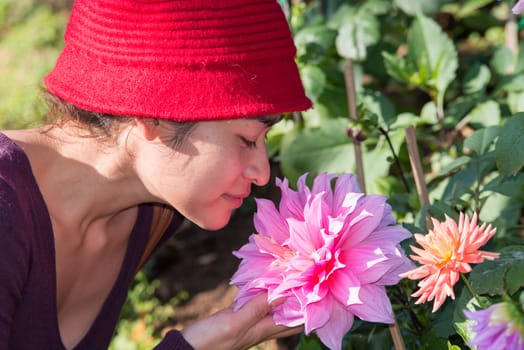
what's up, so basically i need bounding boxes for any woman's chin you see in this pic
[193,212,233,231]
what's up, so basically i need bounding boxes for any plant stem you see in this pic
[505,9,518,61]
[378,127,410,193]
[344,59,366,193]
[344,59,405,350]
[460,273,483,307]
[405,126,432,229]
[474,161,482,214]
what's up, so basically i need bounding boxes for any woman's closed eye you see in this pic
[239,136,257,149]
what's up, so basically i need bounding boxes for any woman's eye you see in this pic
[240,136,257,149]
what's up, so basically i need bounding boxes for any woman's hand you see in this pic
[181,293,303,350]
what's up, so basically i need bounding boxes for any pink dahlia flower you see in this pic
[514,0,524,14]
[465,302,524,350]
[399,212,499,312]
[230,173,413,350]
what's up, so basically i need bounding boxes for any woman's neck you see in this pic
[3,125,152,234]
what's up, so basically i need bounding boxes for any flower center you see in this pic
[312,247,345,283]
[434,249,454,268]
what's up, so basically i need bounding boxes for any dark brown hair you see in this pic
[42,89,197,150]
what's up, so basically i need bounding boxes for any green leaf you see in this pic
[440,165,478,203]
[463,126,500,156]
[359,0,392,16]
[497,74,524,92]
[445,92,486,124]
[515,41,524,73]
[296,333,329,350]
[294,25,337,53]
[327,3,357,30]
[317,0,347,19]
[342,321,393,350]
[463,63,491,94]
[300,64,327,101]
[464,100,501,127]
[408,14,458,104]
[280,118,355,185]
[363,128,406,187]
[469,246,524,296]
[389,108,438,129]
[394,0,452,15]
[507,90,524,114]
[443,0,495,19]
[437,156,472,176]
[301,103,333,129]
[382,52,414,84]
[483,173,524,200]
[432,301,457,338]
[495,113,524,175]
[358,90,397,128]
[383,14,458,108]
[491,45,516,76]
[417,328,449,350]
[453,287,492,345]
[265,118,296,158]
[479,189,524,239]
[448,342,462,350]
[334,10,380,61]
[420,102,439,124]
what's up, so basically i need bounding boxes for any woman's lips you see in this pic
[223,193,248,208]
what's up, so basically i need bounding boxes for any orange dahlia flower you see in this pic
[400,212,499,312]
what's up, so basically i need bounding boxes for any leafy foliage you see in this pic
[0,0,67,128]
[469,245,524,295]
[109,272,188,350]
[279,0,524,349]
[495,113,524,175]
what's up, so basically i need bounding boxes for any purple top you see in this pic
[0,133,193,350]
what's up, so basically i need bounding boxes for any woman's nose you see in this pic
[244,147,270,186]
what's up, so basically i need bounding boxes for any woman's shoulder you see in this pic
[0,131,33,184]
[0,131,45,214]
[0,132,35,240]
[0,131,26,158]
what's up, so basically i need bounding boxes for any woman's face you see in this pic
[137,117,276,230]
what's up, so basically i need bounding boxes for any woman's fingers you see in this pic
[251,314,304,339]
[182,293,305,350]
[232,294,304,346]
[233,293,272,326]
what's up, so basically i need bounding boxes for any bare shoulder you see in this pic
[2,127,55,154]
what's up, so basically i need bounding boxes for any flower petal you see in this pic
[315,301,354,350]
[311,172,337,208]
[287,218,319,254]
[328,269,361,306]
[253,198,289,244]
[304,297,333,334]
[272,296,305,327]
[332,174,361,214]
[303,192,330,236]
[340,195,387,247]
[276,176,306,220]
[347,284,394,323]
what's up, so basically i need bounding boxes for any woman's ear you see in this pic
[135,118,161,141]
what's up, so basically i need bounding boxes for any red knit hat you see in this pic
[44,0,312,121]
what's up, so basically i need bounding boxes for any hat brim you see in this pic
[44,45,312,121]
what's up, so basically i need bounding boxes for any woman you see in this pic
[0,0,312,349]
